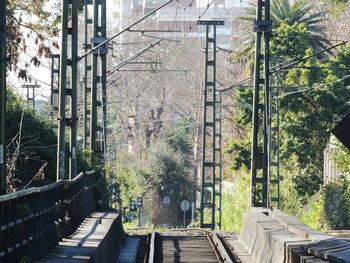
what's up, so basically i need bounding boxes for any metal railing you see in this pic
[0,171,97,262]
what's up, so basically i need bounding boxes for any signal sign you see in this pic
[130,200,137,211]
[137,197,143,208]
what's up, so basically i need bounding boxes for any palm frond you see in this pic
[236,0,330,59]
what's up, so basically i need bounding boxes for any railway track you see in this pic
[143,230,236,263]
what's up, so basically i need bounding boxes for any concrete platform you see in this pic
[232,209,350,263]
[38,211,126,263]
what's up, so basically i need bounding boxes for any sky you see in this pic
[9,0,246,102]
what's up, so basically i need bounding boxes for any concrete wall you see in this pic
[91,212,127,263]
[239,209,338,263]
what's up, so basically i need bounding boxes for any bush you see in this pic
[221,171,250,233]
[5,89,92,190]
[115,140,192,225]
[299,179,350,231]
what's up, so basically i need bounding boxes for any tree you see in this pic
[6,89,57,190]
[114,137,193,225]
[237,0,329,59]
[227,19,350,214]
[6,0,60,80]
[5,89,91,192]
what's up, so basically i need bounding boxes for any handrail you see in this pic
[148,231,156,263]
[0,170,98,262]
[0,170,95,202]
[0,181,63,202]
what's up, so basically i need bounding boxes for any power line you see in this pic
[271,34,348,43]
[219,40,348,94]
[107,39,162,76]
[198,0,216,20]
[79,0,175,61]
[270,41,348,74]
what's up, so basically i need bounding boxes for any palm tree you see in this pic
[236,0,330,59]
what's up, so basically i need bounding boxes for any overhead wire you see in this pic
[271,34,348,43]
[219,40,348,93]
[198,0,216,20]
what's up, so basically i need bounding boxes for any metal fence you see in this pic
[0,171,97,262]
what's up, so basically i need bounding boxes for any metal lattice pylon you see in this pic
[90,0,107,165]
[56,0,79,180]
[251,0,275,208]
[199,20,224,230]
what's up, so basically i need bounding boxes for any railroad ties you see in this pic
[132,212,350,263]
[143,229,235,263]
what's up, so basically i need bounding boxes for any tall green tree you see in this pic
[227,20,350,213]
[114,117,195,224]
[237,0,329,59]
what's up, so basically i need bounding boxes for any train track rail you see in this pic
[144,230,236,263]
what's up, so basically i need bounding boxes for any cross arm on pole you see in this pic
[107,39,162,76]
[78,0,175,61]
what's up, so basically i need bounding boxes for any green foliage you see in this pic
[281,44,350,173]
[117,142,191,222]
[5,89,91,190]
[164,117,195,166]
[141,141,191,202]
[278,43,350,207]
[6,89,57,186]
[77,149,93,172]
[237,0,329,59]
[227,18,350,219]
[225,139,251,170]
[221,171,251,232]
[278,155,324,216]
[270,22,309,59]
[332,143,350,175]
[330,0,348,3]
[299,190,328,230]
[19,256,32,263]
[114,117,194,224]
[299,180,350,230]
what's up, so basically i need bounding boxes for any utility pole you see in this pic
[251,0,273,208]
[56,0,79,181]
[21,84,40,109]
[198,20,224,230]
[0,0,6,194]
[90,0,107,166]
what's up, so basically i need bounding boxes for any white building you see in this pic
[107,0,249,47]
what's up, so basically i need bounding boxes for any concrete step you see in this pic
[38,211,125,263]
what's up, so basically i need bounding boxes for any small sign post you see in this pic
[137,197,143,227]
[180,200,190,228]
[130,200,137,211]
[129,200,136,222]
